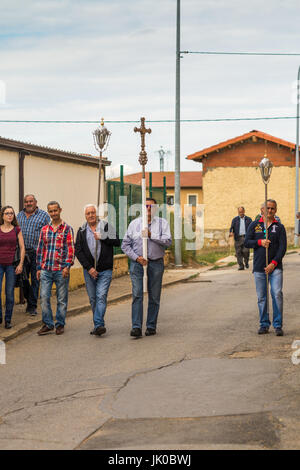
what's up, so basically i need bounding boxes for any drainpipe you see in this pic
[19,151,25,212]
[18,150,30,211]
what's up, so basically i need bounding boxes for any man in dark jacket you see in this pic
[229,207,252,270]
[296,212,300,237]
[75,204,120,336]
[244,199,287,336]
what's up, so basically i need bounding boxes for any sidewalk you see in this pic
[0,266,207,343]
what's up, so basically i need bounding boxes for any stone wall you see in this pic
[204,227,295,247]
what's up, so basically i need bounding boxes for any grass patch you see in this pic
[195,247,232,265]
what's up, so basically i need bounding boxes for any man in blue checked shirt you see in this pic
[121,198,172,338]
[17,194,50,316]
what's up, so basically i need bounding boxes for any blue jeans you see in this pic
[254,269,283,329]
[0,264,16,323]
[23,249,39,310]
[40,270,69,329]
[83,269,113,328]
[130,259,164,330]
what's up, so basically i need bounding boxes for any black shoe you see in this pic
[130,328,142,337]
[238,266,244,271]
[0,318,2,324]
[245,263,249,269]
[29,310,38,316]
[5,322,12,329]
[275,328,284,336]
[94,326,106,336]
[258,327,269,335]
[145,328,156,336]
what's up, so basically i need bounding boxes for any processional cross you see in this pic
[134,117,152,293]
[134,117,152,177]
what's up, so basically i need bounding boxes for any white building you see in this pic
[0,135,110,289]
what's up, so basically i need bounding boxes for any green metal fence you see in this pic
[107,167,166,254]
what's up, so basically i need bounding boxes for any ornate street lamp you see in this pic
[259,156,273,185]
[259,155,273,317]
[93,118,111,209]
[92,118,111,267]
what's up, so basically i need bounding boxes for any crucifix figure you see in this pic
[134,117,152,293]
[134,117,152,177]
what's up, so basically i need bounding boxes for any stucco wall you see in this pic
[0,150,108,292]
[163,188,203,211]
[24,155,101,233]
[203,166,297,230]
[0,149,19,209]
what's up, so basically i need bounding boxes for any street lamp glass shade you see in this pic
[93,123,111,152]
[259,157,273,184]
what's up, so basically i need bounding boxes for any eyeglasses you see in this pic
[4,212,14,216]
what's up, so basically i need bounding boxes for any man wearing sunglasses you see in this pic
[245,199,287,336]
[121,198,172,338]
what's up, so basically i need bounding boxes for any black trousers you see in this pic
[234,236,249,267]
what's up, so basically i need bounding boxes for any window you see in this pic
[167,195,174,206]
[188,195,197,207]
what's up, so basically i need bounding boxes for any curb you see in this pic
[0,271,201,344]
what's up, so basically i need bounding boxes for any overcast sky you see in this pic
[1,0,300,177]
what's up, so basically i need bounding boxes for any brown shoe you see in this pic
[56,325,64,335]
[38,325,54,336]
[94,326,106,336]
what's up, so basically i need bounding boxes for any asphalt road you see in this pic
[1,253,300,450]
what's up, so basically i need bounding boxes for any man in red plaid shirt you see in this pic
[36,201,75,336]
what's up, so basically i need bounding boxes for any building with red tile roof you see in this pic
[110,171,203,210]
[187,130,297,245]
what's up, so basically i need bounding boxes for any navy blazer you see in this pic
[244,218,287,272]
[230,216,252,241]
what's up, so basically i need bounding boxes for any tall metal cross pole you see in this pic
[134,117,152,293]
[259,156,273,320]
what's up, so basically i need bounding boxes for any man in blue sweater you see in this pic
[245,199,287,336]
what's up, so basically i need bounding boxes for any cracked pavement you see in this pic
[1,253,300,449]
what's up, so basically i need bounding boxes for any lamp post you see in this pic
[294,66,300,246]
[92,118,111,268]
[175,0,182,266]
[259,156,273,317]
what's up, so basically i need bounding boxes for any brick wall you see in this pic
[201,140,295,173]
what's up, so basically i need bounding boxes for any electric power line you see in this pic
[0,116,297,124]
[181,51,300,56]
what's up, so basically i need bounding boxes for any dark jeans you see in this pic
[0,264,16,323]
[22,249,39,311]
[130,258,164,330]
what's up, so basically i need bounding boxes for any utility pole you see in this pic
[295,66,300,247]
[175,0,182,266]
